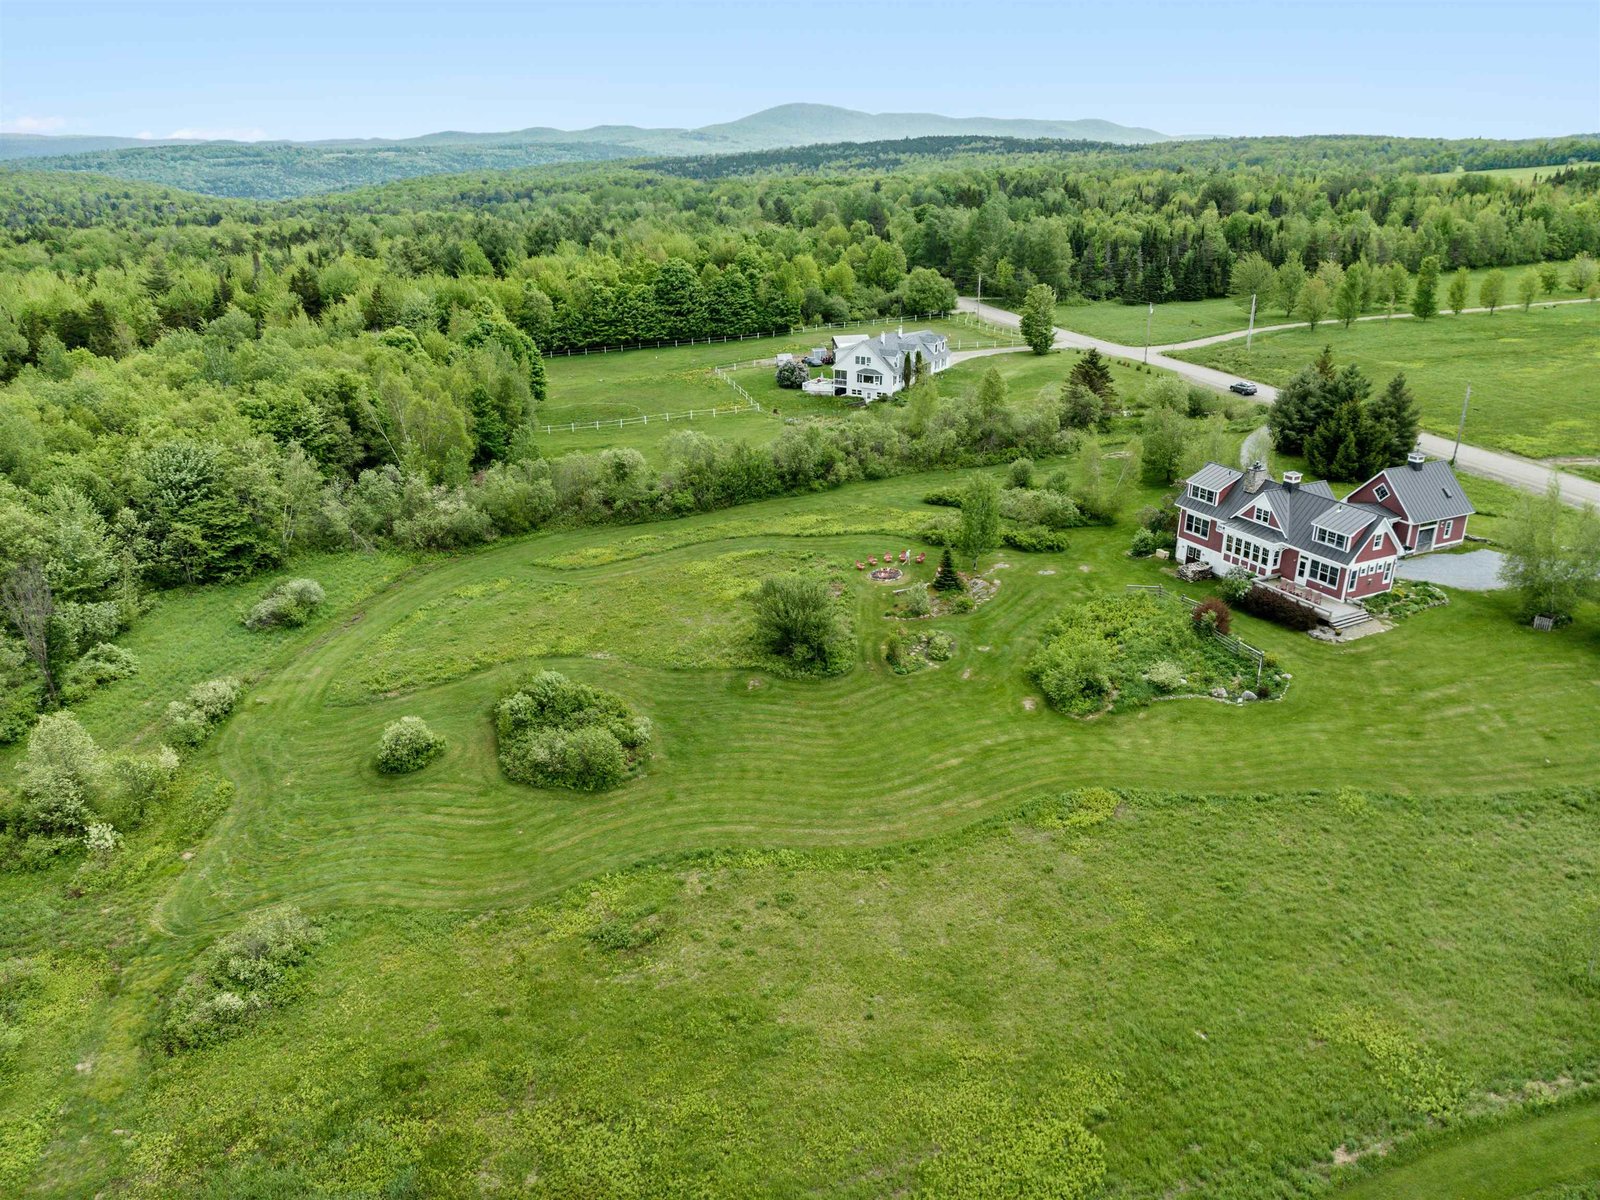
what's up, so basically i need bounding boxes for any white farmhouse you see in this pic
[811,329,951,402]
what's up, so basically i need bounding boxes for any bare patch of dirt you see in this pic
[1038,568,1057,575]
[1021,697,1038,711]
[1078,563,1093,573]
[961,667,974,680]
[746,678,764,690]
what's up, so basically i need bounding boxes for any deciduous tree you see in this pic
[1412,256,1440,320]
[1019,284,1056,355]
[1497,479,1600,622]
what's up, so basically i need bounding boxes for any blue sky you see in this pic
[2,0,1597,141]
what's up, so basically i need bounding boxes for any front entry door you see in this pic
[1417,524,1435,552]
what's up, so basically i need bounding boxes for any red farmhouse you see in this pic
[1173,451,1475,605]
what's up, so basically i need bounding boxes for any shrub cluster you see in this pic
[1217,568,1255,604]
[376,716,445,774]
[61,642,140,702]
[1,711,179,870]
[752,573,852,677]
[161,906,323,1051]
[1003,525,1073,553]
[1191,596,1233,635]
[243,578,326,630]
[1236,586,1320,631]
[1027,593,1249,716]
[495,671,651,792]
[1128,527,1176,557]
[164,677,243,748]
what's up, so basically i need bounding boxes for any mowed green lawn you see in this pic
[7,462,1600,1197]
[1035,265,1578,348]
[538,317,1017,462]
[1336,1099,1600,1200]
[127,467,1596,926]
[1172,301,1600,459]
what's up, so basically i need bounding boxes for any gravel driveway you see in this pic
[1395,549,1507,591]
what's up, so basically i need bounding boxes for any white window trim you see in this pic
[1371,530,1384,550]
[1313,527,1350,551]
[1374,483,1390,502]
[1440,519,1454,538]
[1306,558,1340,587]
[1189,485,1217,505]
[1183,513,1211,538]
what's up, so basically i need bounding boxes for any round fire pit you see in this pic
[870,566,904,583]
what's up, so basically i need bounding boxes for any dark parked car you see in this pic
[1229,381,1258,396]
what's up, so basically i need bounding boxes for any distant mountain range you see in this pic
[0,102,1174,161]
[0,105,1177,200]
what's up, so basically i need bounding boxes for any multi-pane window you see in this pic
[1183,513,1211,538]
[1313,527,1349,551]
[1189,485,1217,505]
[1374,483,1390,502]
[1306,559,1340,587]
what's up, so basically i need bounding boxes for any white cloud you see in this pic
[166,126,271,142]
[135,131,155,140]
[0,115,68,134]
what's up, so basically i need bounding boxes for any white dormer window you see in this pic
[1245,504,1273,526]
[1189,484,1217,505]
[1373,483,1390,502]
[1313,528,1349,551]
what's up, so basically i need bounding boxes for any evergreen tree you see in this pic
[1367,374,1421,465]
[1305,400,1380,481]
[289,264,324,320]
[932,546,962,592]
[143,257,172,300]
[1412,256,1440,320]
[1068,347,1114,398]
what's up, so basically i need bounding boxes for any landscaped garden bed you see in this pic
[1364,579,1449,620]
[883,627,955,674]
[1027,591,1290,716]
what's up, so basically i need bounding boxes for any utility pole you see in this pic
[1144,301,1153,364]
[1246,292,1257,352]
[1451,382,1471,464]
[975,271,983,317]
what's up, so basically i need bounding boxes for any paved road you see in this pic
[957,297,1600,509]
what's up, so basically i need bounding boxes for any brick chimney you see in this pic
[1243,460,1267,493]
[1282,470,1302,492]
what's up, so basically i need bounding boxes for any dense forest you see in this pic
[2,138,1599,740]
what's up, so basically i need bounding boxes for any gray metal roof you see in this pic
[1179,466,1394,567]
[1312,503,1377,538]
[1189,462,1243,494]
[1377,459,1476,523]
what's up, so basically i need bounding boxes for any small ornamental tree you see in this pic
[932,547,963,592]
[376,716,445,774]
[1191,596,1232,635]
[775,360,807,389]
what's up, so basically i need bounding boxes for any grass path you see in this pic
[1338,1100,1600,1198]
